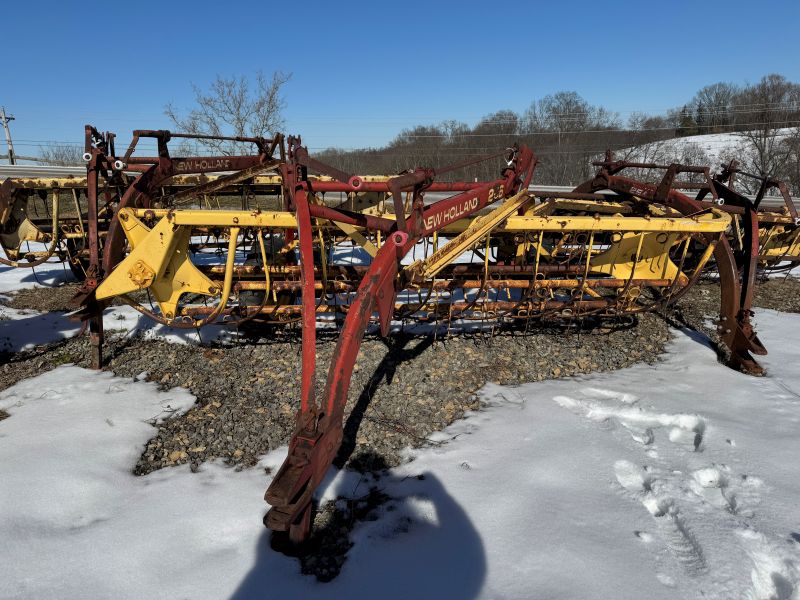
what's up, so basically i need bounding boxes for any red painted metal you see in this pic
[574,164,766,374]
[309,180,485,193]
[85,130,104,369]
[307,204,396,233]
[264,143,537,544]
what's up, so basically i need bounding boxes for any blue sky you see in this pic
[3,0,799,157]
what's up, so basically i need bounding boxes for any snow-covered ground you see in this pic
[0,260,236,352]
[0,259,73,296]
[2,300,800,597]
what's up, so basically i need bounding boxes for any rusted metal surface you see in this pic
[4,123,781,548]
[575,159,768,374]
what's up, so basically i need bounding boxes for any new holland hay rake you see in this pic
[3,166,797,294]
[0,124,789,544]
[60,127,773,544]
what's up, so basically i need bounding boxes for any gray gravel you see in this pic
[2,283,81,312]
[754,276,800,313]
[122,314,671,475]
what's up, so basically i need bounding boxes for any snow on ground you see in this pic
[1,307,799,599]
[0,295,234,352]
[0,259,73,297]
[632,131,746,167]
[0,260,236,352]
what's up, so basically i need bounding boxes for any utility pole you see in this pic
[1,106,16,165]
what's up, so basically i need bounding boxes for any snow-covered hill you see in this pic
[622,128,796,172]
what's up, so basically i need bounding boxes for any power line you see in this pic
[5,121,798,152]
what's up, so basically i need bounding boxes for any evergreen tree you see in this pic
[677,106,697,137]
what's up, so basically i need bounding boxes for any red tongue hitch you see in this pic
[264,142,536,545]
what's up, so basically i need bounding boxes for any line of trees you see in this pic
[315,74,800,193]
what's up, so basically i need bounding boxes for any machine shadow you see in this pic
[230,467,487,600]
[0,310,80,353]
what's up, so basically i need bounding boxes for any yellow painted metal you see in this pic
[117,207,153,247]
[0,189,59,265]
[501,212,728,233]
[589,232,689,285]
[128,260,155,287]
[128,208,297,228]
[127,206,729,235]
[2,174,396,193]
[5,177,91,190]
[257,229,274,303]
[96,212,217,319]
[149,227,219,319]
[407,190,531,279]
[759,225,800,260]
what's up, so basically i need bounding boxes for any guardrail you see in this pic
[0,165,795,208]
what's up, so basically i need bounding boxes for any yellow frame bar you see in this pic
[127,207,729,234]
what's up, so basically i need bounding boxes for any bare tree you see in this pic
[468,111,519,179]
[165,70,291,155]
[520,92,620,185]
[732,75,800,179]
[624,112,674,156]
[38,144,83,166]
[691,82,738,133]
[781,128,800,195]
[315,75,800,189]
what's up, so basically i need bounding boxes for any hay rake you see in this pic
[1,125,791,545]
[715,161,800,273]
[0,175,93,273]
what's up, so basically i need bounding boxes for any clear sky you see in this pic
[3,0,799,157]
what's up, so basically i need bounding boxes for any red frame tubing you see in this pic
[310,180,485,193]
[575,171,765,374]
[707,179,767,372]
[264,146,537,544]
[293,184,318,419]
[85,148,104,369]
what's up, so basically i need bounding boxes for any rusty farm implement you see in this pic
[0,174,94,274]
[50,126,777,544]
[715,161,800,274]
[2,124,795,545]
